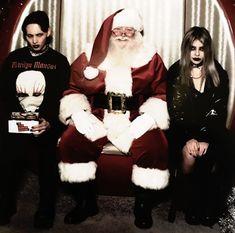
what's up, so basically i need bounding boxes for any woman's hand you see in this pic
[185,139,199,157]
[182,139,209,173]
[197,142,209,156]
[184,139,209,157]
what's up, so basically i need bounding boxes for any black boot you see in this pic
[0,192,17,225]
[64,181,98,224]
[33,189,56,229]
[0,203,16,226]
[200,172,220,227]
[34,178,57,229]
[0,167,19,226]
[183,174,201,225]
[34,149,58,229]
[34,207,55,229]
[134,186,155,229]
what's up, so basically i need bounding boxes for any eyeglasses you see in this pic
[112,27,136,38]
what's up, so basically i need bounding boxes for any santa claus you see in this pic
[58,8,169,229]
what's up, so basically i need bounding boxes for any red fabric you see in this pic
[59,125,168,170]
[58,126,134,196]
[59,9,169,185]
[89,9,123,67]
[58,125,168,195]
[96,154,134,196]
[65,52,167,112]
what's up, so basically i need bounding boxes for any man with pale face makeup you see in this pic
[0,11,70,229]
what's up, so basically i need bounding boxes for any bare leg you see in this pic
[182,145,196,174]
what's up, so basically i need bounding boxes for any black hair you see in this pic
[21,10,52,44]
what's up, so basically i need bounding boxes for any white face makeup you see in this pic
[25,23,50,53]
[190,39,205,66]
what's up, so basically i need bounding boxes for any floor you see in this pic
[0,172,221,233]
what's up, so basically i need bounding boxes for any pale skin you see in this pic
[190,39,206,93]
[111,26,136,48]
[182,39,209,174]
[182,139,209,174]
[25,23,51,53]
[24,23,51,136]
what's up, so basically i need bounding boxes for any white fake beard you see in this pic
[106,32,143,67]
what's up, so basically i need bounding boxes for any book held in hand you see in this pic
[8,112,39,134]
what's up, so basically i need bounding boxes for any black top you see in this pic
[166,60,229,149]
[0,47,70,140]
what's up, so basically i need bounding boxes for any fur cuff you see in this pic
[58,161,97,183]
[131,165,169,190]
[139,97,169,130]
[59,93,91,124]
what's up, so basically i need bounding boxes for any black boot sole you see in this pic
[64,206,98,224]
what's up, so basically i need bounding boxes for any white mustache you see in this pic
[114,36,130,41]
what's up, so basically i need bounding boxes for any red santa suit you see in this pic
[58,8,170,191]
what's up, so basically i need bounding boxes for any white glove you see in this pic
[108,114,156,154]
[129,113,156,139]
[71,110,107,141]
[71,110,94,135]
[87,114,107,141]
[83,66,99,80]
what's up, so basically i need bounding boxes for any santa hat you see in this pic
[89,8,143,68]
[112,8,143,32]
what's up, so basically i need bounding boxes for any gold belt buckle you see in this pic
[107,92,126,114]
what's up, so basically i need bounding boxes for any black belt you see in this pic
[93,92,139,113]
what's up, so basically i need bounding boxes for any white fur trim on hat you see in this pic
[59,93,91,125]
[84,66,99,80]
[82,44,99,79]
[139,97,169,130]
[131,165,169,190]
[58,161,97,183]
[112,8,143,32]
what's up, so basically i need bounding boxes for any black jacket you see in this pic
[166,60,229,149]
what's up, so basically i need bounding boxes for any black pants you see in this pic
[0,133,59,211]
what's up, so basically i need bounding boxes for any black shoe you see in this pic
[64,201,98,224]
[200,215,218,228]
[134,200,153,229]
[34,208,55,229]
[0,206,16,226]
[185,213,201,225]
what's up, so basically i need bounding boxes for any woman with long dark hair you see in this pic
[167,26,233,227]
